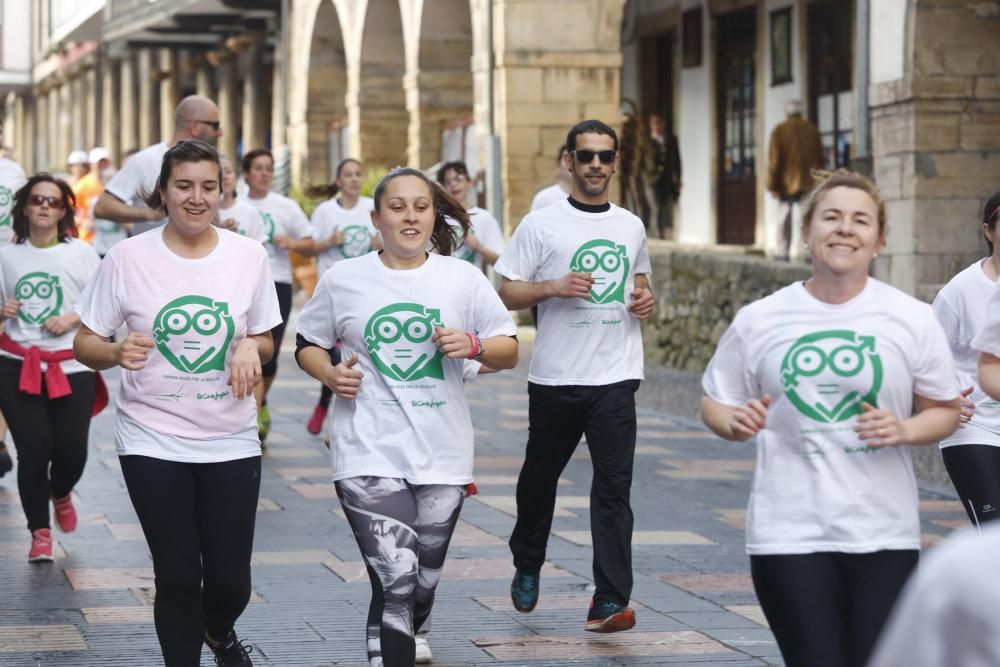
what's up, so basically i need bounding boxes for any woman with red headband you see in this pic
[0,173,102,562]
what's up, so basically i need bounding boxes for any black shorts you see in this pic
[261,281,293,378]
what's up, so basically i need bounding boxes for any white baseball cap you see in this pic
[89,147,111,164]
[67,150,89,165]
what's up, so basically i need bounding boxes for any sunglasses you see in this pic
[28,194,65,210]
[572,149,617,165]
[195,119,221,130]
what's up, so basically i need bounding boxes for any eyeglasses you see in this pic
[195,119,221,131]
[572,149,617,165]
[28,194,64,210]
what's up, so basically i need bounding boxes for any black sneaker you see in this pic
[510,569,540,612]
[584,599,636,633]
[0,443,12,478]
[207,631,254,666]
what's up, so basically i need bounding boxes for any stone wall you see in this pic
[643,241,810,372]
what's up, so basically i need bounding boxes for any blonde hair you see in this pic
[801,169,887,237]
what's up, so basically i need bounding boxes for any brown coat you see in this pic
[767,115,825,199]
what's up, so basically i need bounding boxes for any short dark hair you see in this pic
[11,174,77,244]
[566,119,619,153]
[143,140,222,212]
[983,190,1000,255]
[437,161,469,184]
[241,148,273,174]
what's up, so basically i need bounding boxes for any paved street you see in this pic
[0,330,968,666]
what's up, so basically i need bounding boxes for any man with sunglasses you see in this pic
[94,95,223,238]
[495,119,655,633]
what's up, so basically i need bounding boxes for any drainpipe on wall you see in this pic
[852,0,871,176]
[484,0,504,227]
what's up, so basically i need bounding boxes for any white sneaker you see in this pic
[414,636,432,663]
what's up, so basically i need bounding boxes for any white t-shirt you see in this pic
[311,196,376,276]
[0,238,100,374]
[103,142,168,236]
[244,192,313,284]
[75,227,282,463]
[219,198,268,244]
[530,183,569,212]
[933,259,1000,448]
[0,158,26,246]
[702,279,959,555]
[296,252,517,485]
[447,207,506,273]
[495,199,650,386]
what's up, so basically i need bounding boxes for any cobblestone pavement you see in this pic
[0,334,967,666]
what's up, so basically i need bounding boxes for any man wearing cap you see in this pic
[93,95,222,236]
[77,148,128,256]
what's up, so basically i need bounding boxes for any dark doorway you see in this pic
[808,0,854,168]
[715,8,757,246]
[639,32,675,128]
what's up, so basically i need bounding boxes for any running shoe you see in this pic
[53,494,78,533]
[306,404,327,435]
[510,569,540,612]
[414,636,432,663]
[0,442,12,478]
[207,630,254,666]
[28,529,54,563]
[258,404,271,444]
[584,599,636,633]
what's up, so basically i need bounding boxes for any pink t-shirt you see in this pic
[76,226,282,462]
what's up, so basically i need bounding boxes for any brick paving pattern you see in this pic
[0,340,967,665]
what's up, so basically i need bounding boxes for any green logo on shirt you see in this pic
[781,330,883,423]
[341,225,372,258]
[153,296,235,374]
[364,303,444,382]
[0,186,13,227]
[15,272,63,325]
[260,212,276,244]
[569,239,629,304]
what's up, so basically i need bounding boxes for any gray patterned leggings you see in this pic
[335,476,464,667]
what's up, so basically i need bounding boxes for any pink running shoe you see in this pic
[306,404,328,435]
[53,494,78,533]
[28,529,54,562]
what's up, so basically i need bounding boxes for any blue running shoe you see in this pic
[510,569,540,612]
[585,599,636,633]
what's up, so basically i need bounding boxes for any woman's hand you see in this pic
[272,234,292,249]
[217,217,239,232]
[115,332,155,371]
[432,327,473,359]
[729,395,771,441]
[958,386,975,427]
[42,314,78,336]
[327,353,364,399]
[628,286,655,320]
[2,299,20,320]
[228,338,262,400]
[464,233,481,251]
[854,402,909,446]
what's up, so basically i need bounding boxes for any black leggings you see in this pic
[751,550,918,667]
[317,346,342,409]
[120,455,261,667]
[336,476,464,667]
[261,281,293,378]
[0,358,95,531]
[942,444,1000,527]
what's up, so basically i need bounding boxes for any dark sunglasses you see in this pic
[572,149,617,165]
[195,119,221,130]
[28,194,65,209]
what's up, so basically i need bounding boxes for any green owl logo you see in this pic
[569,239,630,304]
[341,225,373,258]
[363,303,445,382]
[0,185,13,227]
[153,296,235,374]
[15,272,63,325]
[781,330,883,423]
[260,212,276,244]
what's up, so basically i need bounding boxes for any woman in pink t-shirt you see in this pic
[74,140,281,666]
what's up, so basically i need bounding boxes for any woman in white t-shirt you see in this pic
[304,158,376,435]
[242,148,315,443]
[701,170,961,667]
[295,167,518,667]
[0,174,101,563]
[437,160,505,273]
[933,191,1000,528]
[74,140,281,666]
[215,154,267,243]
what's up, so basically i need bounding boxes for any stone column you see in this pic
[34,90,48,171]
[119,54,139,156]
[216,57,239,161]
[196,66,213,99]
[71,75,86,151]
[137,49,160,146]
[271,38,287,154]
[241,43,265,151]
[48,85,60,169]
[20,94,34,173]
[58,83,73,166]
[101,60,121,162]
[84,66,98,149]
[159,48,180,141]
